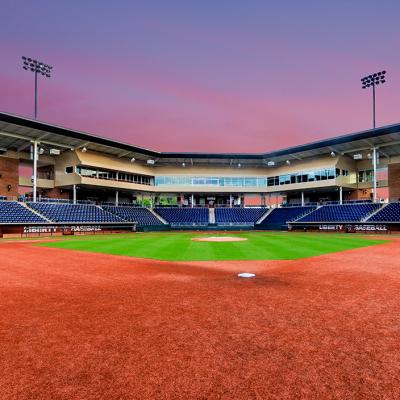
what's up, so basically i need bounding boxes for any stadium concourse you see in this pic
[0,111,400,235]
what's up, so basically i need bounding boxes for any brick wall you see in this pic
[0,157,19,197]
[344,189,372,201]
[39,188,71,199]
[388,163,400,201]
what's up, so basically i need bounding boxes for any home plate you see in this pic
[238,273,256,278]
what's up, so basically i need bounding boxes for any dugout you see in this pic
[288,222,400,234]
[0,222,137,238]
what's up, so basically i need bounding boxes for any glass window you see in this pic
[154,168,338,188]
[365,170,373,182]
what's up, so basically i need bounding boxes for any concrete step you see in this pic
[363,203,386,222]
[209,208,215,224]
[256,208,273,224]
[22,202,52,222]
[149,208,168,224]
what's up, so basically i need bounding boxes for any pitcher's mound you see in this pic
[192,236,248,242]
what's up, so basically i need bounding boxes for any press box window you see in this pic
[65,166,74,174]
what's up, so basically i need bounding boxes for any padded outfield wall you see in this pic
[0,223,136,238]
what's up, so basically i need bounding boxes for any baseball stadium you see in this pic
[1,109,400,398]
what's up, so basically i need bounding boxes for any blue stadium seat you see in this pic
[103,206,163,225]
[367,203,400,222]
[154,207,209,225]
[297,203,381,223]
[0,201,46,224]
[28,202,123,223]
[257,206,315,229]
[215,208,267,225]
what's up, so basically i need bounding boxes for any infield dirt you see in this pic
[0,238,399,399]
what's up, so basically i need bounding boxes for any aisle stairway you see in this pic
[209,208,215,224]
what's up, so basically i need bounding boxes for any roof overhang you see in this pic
[1,111,400,166]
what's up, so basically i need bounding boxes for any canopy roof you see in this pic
[1,111,400,166]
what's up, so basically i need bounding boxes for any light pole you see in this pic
[361,70,387,203]
[22,56,53,119]
[361,70,386,129]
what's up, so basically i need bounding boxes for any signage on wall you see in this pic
[23,225,103,234]
[318,224,388,232]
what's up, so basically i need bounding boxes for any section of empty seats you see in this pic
[367,203,400,222]
[257,207,315,229]
[297,203,381,223]
[0,201,47,224]
[215,208,267,225]
[28,203,123,223]
[103,206,163,225]
[154,207,209,225]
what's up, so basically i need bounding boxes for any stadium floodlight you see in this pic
[361,70,386,129]
[181,162,186,167]
[81,147,87,153]
[130,157,136,163]
[330,151,336,157]
[286,160,291,165]
[21,56,53,119]
[49,148,60,156]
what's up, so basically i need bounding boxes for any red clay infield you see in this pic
[0,239,399,399]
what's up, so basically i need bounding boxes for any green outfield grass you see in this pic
[36,232,386,261]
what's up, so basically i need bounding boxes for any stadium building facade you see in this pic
[1,112,400,205]
[0,111,400,235]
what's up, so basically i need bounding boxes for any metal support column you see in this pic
[372,83,376,129]
[339,186,343,205]
[32,141,38,202]
[372,147,377,203]
[73,184,77,205]
[115,190,119,206]
[301,192,305,207]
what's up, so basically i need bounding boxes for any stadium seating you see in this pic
[257,206,315,229]
[297,203,381,223]
[215,207,267,225]
[28,202,123,223]
[103,206,163,225]
[366,202,400,222]
[154,207,209,225]
[0,201,47,223]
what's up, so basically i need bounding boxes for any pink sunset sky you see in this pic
[1,1,399,153]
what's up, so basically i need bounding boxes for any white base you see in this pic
[238,273,256,278]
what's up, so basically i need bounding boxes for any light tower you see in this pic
[22,56,53,119]
[361,70,387,203]
[22,57,53,202]
[361,70,386,129]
